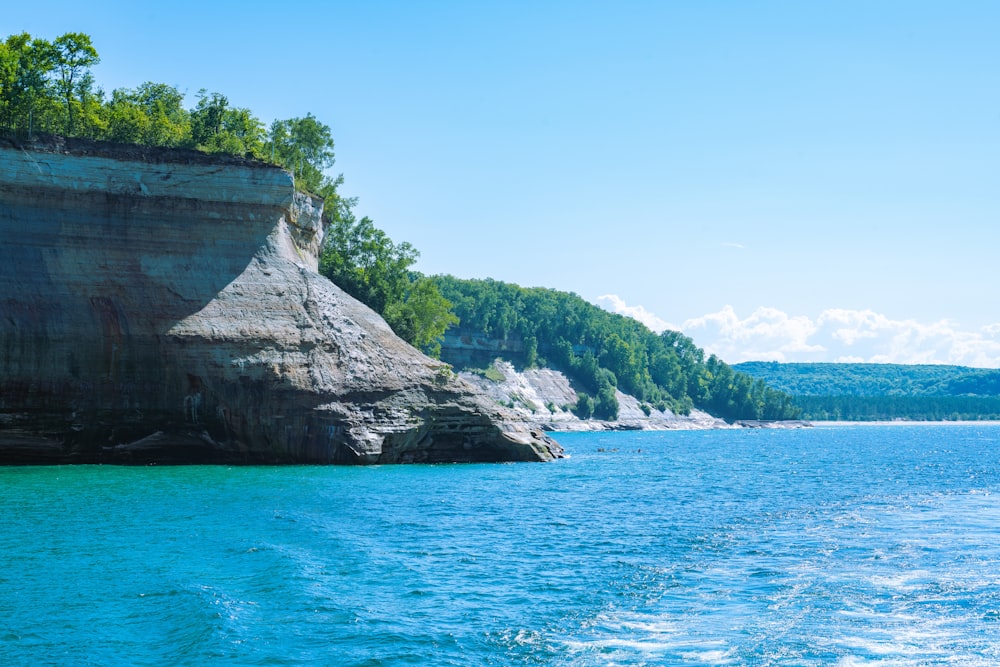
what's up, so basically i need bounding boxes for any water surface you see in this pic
[2,424,999,665]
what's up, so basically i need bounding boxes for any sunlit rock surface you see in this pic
[459,360,731,431]
[0,137,561,464]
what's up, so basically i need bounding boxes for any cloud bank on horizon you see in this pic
[597,296,1000,369]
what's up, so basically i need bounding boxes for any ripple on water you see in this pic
[3,426,1000,665]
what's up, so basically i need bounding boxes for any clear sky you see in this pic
[6,1,1000,366]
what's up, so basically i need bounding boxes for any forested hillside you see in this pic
[432,276,801,423]
[735,362,1000,420]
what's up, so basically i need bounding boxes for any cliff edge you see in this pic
[0,137,561,464]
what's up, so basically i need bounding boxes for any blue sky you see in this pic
[7,1,1000,366]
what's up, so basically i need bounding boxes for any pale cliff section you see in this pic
[0,138,561,464]
[460,361,730,431]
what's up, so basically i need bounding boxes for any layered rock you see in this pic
[0,137,561,464]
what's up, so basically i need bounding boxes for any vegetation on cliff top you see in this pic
[1,30,802,423]
[0,32,344,197]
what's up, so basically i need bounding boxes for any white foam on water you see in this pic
[838,634,932,657]
[679,648,735,663]
[561,610,734,663]
[612,612,680,634]
[835,657,910,667]
[868,569,936,592]
[836,655,998,667]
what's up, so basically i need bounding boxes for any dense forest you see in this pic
[2,31,802,424]
[735,362,1000,420]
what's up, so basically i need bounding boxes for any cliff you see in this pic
[0,137,561,464]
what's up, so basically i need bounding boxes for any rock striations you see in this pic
[0,137,561,464]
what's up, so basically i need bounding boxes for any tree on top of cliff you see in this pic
[189,90,265,157]
[51,32,99,135]
[0,32,334,185]
[1,33,58,134]
[267,114,336,193]
[1,31,102,136]
[104,82,190,147]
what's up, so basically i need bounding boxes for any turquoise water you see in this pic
[3,425,1000,666]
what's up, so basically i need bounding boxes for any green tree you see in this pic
[52,32,99,135]
[189,90,264,157]
[102,82,189,146]
[573,392,595,419]
[385,277,460,357]
[132,82,188,146]
[320,213,416,314]
[102,88,148,144]
[524,335,539,368]
[593,373,620,420]
[268,113,335,192]
[0,33,57,134]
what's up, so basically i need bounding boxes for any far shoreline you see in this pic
[811,420,1000,426]
[547,419,1000,435]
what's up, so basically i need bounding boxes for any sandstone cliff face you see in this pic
[0,138,561,464]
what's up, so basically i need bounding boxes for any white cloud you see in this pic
[681,305,824,363]
[812,309,1000,367]
[596,294,678,333]
[835,355,866,363]
[594,297,1000,368]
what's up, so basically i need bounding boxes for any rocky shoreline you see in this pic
[459,361,811,432]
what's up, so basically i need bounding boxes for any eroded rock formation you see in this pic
[0,137,561,464]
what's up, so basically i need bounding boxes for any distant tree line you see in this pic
[793,396,1000,421]
[431,276,802,422]
[735,362,1000,420]
[733,361,1000,397]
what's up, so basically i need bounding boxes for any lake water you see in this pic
[2,424,1000,665]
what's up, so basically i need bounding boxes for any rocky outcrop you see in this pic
[459,360,732,431]
[440,328,528,369]
[0,137,561,464]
